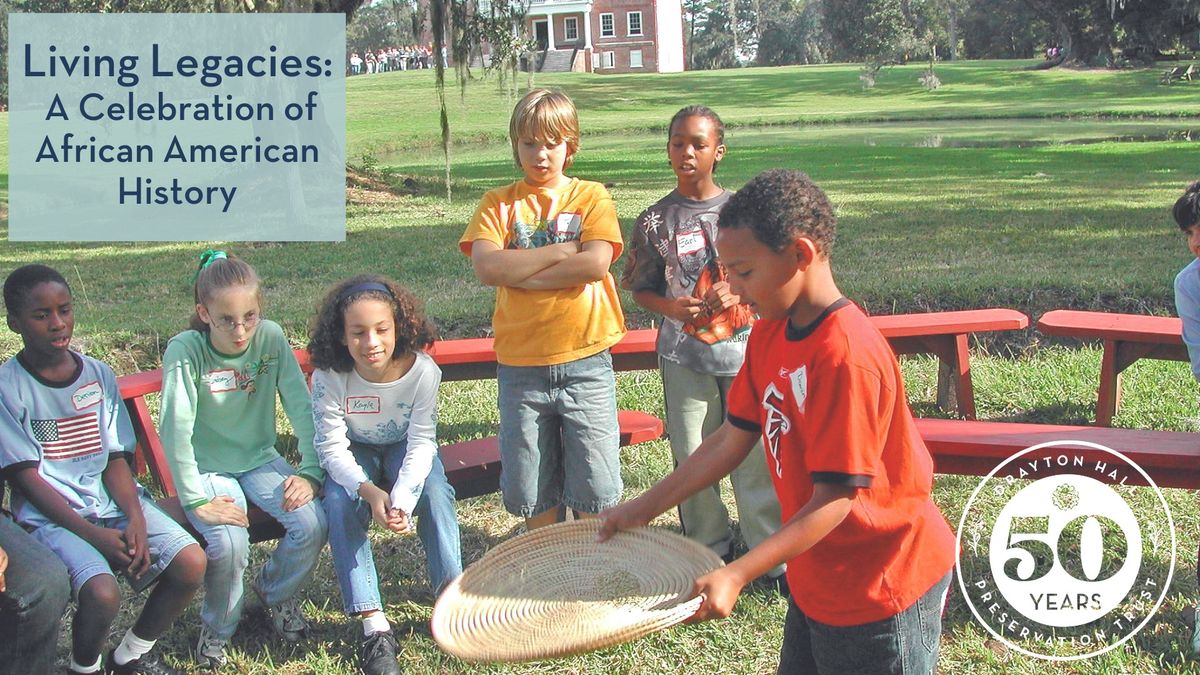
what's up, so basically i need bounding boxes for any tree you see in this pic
[755,0,830,65]
[825,0,914,62]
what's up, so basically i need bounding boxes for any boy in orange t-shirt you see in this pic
[459,89,626,532]
[601,169,955,673]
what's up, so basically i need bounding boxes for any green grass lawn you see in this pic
[3,59,1200,672]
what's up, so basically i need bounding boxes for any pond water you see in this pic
[378,118,1200,166]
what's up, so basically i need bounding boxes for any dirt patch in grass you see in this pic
[346,166,421,205]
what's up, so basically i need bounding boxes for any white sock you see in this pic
[113,628,156,665]
[70,654,103,673]
[362,612,391,636]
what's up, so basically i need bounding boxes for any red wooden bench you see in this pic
[1036,310,1187,426]
[870,308,1028,420]
[117,308,1029,540]
[918,417,1200,489]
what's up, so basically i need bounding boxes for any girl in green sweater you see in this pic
[158,251,328,668]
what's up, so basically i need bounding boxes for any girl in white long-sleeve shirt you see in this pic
[307,274,463,675]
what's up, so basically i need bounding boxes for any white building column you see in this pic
[546,12,556,50]
[582,10,591,49]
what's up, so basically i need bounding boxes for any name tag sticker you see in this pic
[207,369,238,393]
[346,396,381,414]
[676,230,705,257]
[71,380,103,410]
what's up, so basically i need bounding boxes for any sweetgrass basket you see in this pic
[432,519,724,662]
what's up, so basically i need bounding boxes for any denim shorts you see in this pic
[497,349,622,517]
[29,492,199,598]
[777,571,952,674]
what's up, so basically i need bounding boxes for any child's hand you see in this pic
[595,497,653,542]
[358,482,392,529]
[386,508,411,534]
[0,544,8,593]
[122,514,152,579]
[702,280,741,315]
[281,474,315,512]
[89,525,135,569]
[667,296,706,325]
[192,496,250,527]
[688,567,747,623]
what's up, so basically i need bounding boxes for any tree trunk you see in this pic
[947,8,957,60]
[728,0,738,63]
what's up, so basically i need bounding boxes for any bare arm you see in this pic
[470,239,580,287]
[102,456,151,577]
[512,240,615,290]
[598,421,759,539]
[690,482,856,621]
[11,466,134,569]
[632,289,706,325]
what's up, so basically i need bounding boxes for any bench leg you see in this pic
[1095,339,1120,427]
[935,334,977,420]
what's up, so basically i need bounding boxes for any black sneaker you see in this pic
[105,648,185,675]
[360,630,401,675]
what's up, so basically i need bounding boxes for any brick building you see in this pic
[521,0,685,73]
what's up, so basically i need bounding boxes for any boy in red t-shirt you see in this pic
[600,169,956,673]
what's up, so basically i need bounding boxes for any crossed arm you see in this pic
[470,239,615,290]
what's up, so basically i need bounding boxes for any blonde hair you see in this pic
[188,253,263,332]
[508,88,580,169]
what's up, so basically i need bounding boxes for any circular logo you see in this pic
[956,440,1175,661]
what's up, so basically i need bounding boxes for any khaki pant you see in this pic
[661,357,785,577]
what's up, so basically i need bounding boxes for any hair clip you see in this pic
[194,249,228,282]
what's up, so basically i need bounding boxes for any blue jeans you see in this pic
[324,441,463,614]
[497,349,622,517]
[32,491,197,597]
[185,455,328,640]
[0,514,70,675]
[778,572,951,674]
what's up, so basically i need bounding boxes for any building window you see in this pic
[630,49,643,68]
[602,51,615,69]
[600,13,615,38]
[627,12,643,37]
[592,51,600,69]
[564,17,578,41]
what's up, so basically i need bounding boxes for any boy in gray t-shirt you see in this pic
[621,106,784,586]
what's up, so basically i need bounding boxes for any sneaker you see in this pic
[266,596,311,643]
[105,649,184,675]
[359,630,401,675]
[252,576,310,642]
[195,625,228,669]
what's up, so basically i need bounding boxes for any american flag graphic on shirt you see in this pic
[31,412,102,461]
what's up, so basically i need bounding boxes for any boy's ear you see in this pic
[6,314,19,334]
[714,143,727,163]
[793,236,819,270]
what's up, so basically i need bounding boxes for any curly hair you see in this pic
[718,169,837,257]
[307,274,437,373]
[4,264,70,315]
[1174,180,1200,231]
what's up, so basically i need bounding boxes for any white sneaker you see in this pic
[195,624,228,669]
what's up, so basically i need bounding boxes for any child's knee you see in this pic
[286,504,328,548]
[166,543,207,589]
[77,575,121,619]
[204,527,250,572]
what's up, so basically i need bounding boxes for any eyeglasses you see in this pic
[209,310,261,333]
